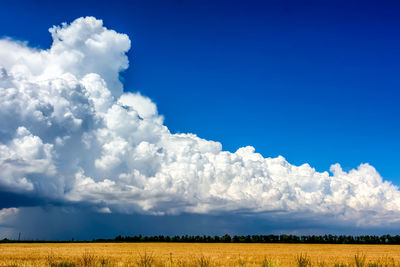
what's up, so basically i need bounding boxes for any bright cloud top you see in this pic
[0,17,399,226]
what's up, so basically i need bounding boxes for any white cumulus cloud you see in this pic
[0,16,399,227]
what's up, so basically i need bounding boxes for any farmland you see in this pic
[1,243,400,267]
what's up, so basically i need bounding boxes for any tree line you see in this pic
[98,234,400,244]
[3,234,400,244]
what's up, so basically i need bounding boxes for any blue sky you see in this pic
[2,0,399,182]
[1,0,400,239]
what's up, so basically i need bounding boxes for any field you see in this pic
[1,243,400,267]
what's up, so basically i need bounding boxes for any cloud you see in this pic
[0,16,399,229]
[0,207,18,224]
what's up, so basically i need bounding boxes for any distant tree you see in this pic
[222,234,231,243]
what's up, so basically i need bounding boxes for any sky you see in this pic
[0,0,400,239]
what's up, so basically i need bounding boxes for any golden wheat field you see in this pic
[1,243,400,267]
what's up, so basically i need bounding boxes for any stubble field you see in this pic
[1,243,400,267]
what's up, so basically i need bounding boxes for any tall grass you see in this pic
[136,251,154,267]
[4,249,400,267]
[261,257,280,267]
[195,255,211,267]
[296,254,311,267]
[79,251,97,267]
[43,251,111,267]
[354,253,366,267]
[46,251,76,267]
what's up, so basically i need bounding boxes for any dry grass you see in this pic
[1,243,400,267]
